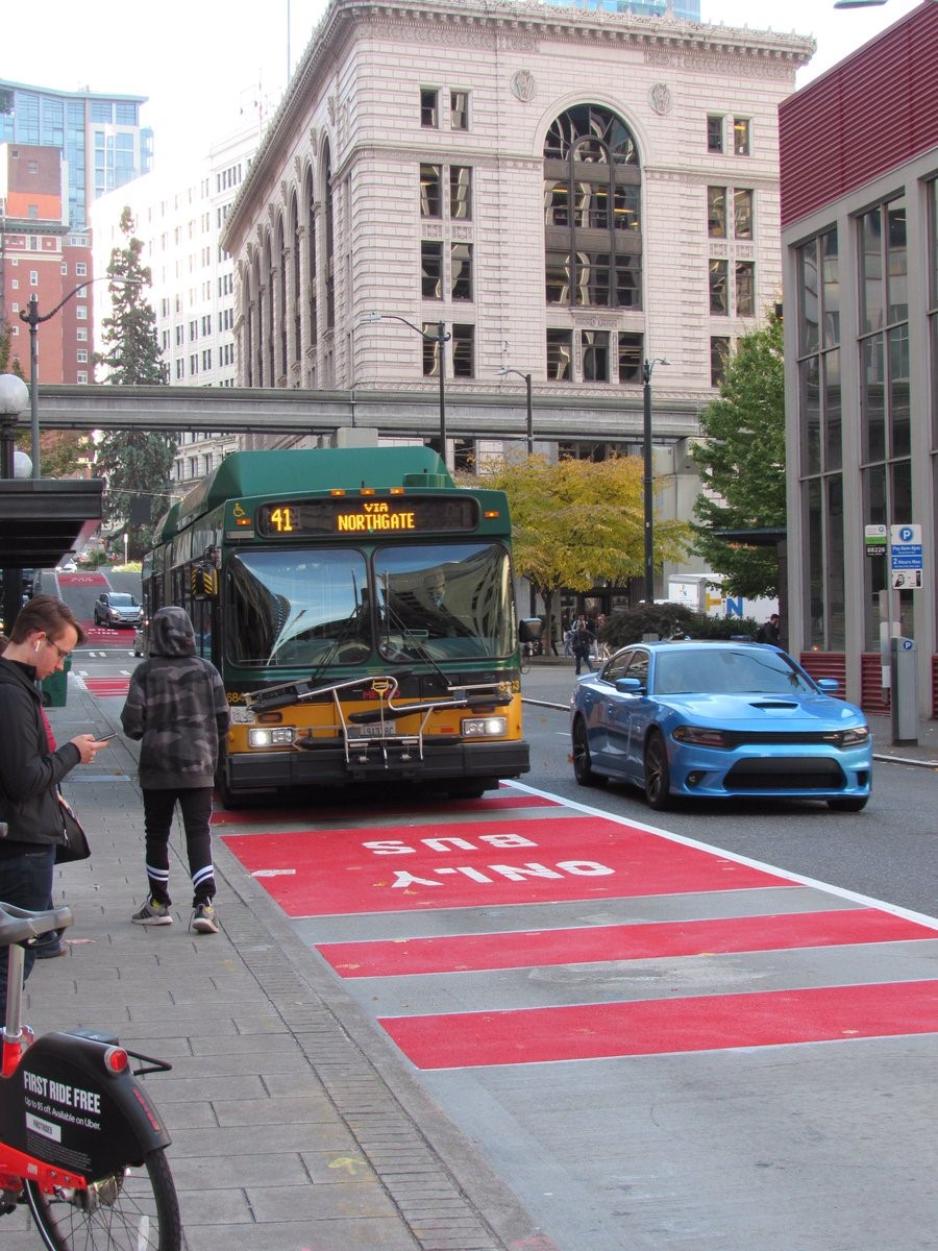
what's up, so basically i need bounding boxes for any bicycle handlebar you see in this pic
[0,902,74,946]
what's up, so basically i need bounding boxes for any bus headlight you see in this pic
[248,727,296,748]
[462,716,507,738]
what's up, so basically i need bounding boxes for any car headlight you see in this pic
[671,725,730,748]
[462,716,507,738]
[834,725,870,748]
[248,727,296,747]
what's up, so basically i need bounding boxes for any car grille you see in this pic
[719,731,853,749]
[725,757,846,791]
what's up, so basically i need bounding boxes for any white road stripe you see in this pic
[252,868,297,878]
[506,778,938,931]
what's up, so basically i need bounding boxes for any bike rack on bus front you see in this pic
[246,674,512,770]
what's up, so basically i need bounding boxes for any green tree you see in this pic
[0,321,25,378]
[691,316,786,598]
[93,207,175,555]
[479,455,688,644]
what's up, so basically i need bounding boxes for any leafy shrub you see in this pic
[602,604,760,649]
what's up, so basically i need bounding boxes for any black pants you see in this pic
[142,787,215,907]
[0,842,55,1019]
[574,648,593,675]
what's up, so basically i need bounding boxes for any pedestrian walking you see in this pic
[755,613,781,645]
[121,606,230,934]
[0,596,109,1015]
[571,616,596,676]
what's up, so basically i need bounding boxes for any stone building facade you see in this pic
[221,0,812,604]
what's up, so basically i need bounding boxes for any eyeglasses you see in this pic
[44,637,72,662]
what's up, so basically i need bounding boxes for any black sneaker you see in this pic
[191,902,219,934]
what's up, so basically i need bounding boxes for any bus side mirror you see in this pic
[190,561,219,601]
[519,617,543,644]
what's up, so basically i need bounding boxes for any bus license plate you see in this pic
[347,723,386,738]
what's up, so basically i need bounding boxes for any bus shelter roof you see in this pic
[0,478,104,567]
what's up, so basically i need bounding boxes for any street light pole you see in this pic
[497,367,534,454]
[360,312,451,459]
[19,276,141,478]
[642,356,670,606]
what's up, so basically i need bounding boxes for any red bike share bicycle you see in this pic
[0,901,181,1250]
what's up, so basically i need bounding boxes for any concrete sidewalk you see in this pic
[5,681,545,1251]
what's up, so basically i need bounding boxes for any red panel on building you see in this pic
[780,4,938,228]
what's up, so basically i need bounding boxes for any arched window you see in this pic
[543,104,642,309]
[252,251,263,386]
[242,265,253,387]
[323,141,335,330]
[305,166,318,349]
[264,232,275,384]
[291,190,301,367]
[276,211,287,378]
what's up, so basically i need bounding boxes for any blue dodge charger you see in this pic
[570,641,872,812]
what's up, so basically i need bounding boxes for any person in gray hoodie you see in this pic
[121,606,230,933]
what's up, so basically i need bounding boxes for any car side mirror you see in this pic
[615,677,644,694]
[817,677,839,693]
[519,617,543,644]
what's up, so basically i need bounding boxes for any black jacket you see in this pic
[0,657,80,847]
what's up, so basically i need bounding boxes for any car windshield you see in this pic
[109,594,137,606]
[653,648,817,696]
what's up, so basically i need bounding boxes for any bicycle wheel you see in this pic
[26,1148,181,1251]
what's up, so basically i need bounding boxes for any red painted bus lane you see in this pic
[379,979,938,1069]
[317,908,938,978]
[83,677,131,698]
[222,814,795,917]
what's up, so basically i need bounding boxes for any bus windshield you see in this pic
[375,542,514,662]
[226,542,514,668]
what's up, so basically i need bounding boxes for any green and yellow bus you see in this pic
[142,446,539,805]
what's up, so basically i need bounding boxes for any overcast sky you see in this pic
[0,0,923,162]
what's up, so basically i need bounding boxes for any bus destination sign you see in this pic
[256,496,479,537]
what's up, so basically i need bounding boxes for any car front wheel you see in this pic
[572,717,602,787]
[643,730,672,810]
[828,796,869,813]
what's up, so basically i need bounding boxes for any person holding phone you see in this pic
[0,596,110,1014]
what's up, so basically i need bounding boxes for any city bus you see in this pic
[142,446,539,806]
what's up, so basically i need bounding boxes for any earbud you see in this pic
[34,642,41,654]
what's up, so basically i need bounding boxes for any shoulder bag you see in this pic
[56,793,91,863]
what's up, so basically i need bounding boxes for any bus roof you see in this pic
[173,446,453,535]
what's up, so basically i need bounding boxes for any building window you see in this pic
[451,243,473,301]
[29,270,38,286]
[582,330,610,382]
[707,187,726,238]
[77,349,88,363]
[707,114,724,154]
[189,320,198,341]
[797,228,844,650]
[76,304,87,319]
[201,314,212,335]
[709,260,728,315]
[175,359,184,380]
[543,104,642,310]
[77,371,88,384]
[202,349,212,370]
[450,166,471,220]
[420,165,442,218]
[75,262,87,277]
[736,261,755,317]
[175,325,184,346]
[450,90,469,130]
[547,329,573,381]
[710,336,730,387]
[733,117,751,156]
[10,280,18,291]
[76,327,87,342]
[61,263,68,275]
[420,88,439,128]
[189,354,198,375]
[618,333,643,383]
[421,241,443,299]
[734,189,753,240]
[451,324,474,377]
[161,330,169,351]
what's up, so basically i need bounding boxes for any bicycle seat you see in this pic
[0,902,73,946]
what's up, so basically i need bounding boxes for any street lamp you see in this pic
[642,356,670,606]
[497,367,534,455]
[0,373,31,630]
[18,276,141,478]
[361,312,450,457]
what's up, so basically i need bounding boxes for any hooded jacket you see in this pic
[0,656,79,847]
[121,607,230,790]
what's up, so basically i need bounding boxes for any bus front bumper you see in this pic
[225,740,531,792]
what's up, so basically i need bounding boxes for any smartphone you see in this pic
[95,732,119,742]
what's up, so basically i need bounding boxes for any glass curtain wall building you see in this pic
[0,80,151,226]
